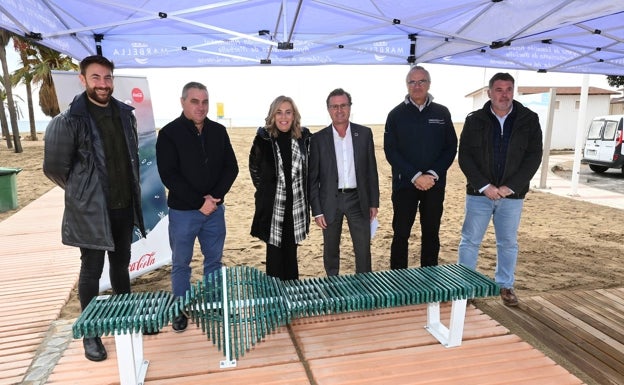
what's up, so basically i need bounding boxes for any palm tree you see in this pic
[10,39,78,139]
[0,29,21,152]
[0,86,11,149]
[11,37,37,140]
[31,45,78,118]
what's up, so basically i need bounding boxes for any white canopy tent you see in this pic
[0,0,623,74]
[1,0,623,194]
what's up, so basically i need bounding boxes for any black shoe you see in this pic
[83,337,107,362]
[172,314,188,332]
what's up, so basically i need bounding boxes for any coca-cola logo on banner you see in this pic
[129,251,156,272]
[132,87,144,103]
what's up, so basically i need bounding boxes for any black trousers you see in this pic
[78,206,134,310]
[265,210,299,281]
[390,185,445,269]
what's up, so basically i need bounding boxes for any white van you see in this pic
[582,115,624,174]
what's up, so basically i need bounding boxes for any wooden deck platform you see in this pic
[478,288,624,385]
[45,304,582,385]
[0,187,621,384]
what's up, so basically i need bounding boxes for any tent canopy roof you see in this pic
[1,0,623,74]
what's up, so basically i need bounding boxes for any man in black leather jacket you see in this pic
[43,55,145,362]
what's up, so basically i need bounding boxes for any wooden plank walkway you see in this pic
[478,288,624,385]
[0,186,617,384]
[0,188,80,385]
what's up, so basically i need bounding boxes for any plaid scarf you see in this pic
[269,137,307,247]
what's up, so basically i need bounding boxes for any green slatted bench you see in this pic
[181,263,500,368]
[72,291,174,385]
[71,263,499,381]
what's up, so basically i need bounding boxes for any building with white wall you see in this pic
[611,90,624,115]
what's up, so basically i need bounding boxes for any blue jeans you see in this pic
[168,206,226,297]
[458,195,523,288]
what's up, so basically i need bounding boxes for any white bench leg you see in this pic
[425,299,467,347]
[114,331,150,385]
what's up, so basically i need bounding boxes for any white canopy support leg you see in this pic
[114,331,149,385]
[425,299,468,348]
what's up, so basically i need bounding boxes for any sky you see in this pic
[6,47,620,128]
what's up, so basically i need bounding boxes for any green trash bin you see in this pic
[0,167,22,213]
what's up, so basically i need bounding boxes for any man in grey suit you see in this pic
[309,88,380,276]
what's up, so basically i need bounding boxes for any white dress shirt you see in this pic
[332,124,357,189]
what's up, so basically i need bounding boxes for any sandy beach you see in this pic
[1,125,623,320]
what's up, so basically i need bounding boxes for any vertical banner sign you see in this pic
[51,71,171,291]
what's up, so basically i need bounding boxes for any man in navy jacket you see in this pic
[384,66,458,269]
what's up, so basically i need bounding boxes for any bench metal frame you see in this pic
[114,331,149,385]
[426,299,468,347]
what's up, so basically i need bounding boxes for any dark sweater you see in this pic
[156,113,239,210]
[490,111,515,186]
[87,100,131,209]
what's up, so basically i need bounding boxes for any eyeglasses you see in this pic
[328,103,351,110]
[407,79,429,87]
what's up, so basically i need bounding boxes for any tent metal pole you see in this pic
[571,74,589,195]
[538,88,557,189]
[282,0,288,41]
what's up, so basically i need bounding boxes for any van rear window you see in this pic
[587,120,604,139]
[602,121,618,140]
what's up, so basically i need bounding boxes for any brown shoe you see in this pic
[500,288,519,307]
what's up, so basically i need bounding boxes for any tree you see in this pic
[31,45,78,118]
[606,75,624,89]
[0,29,21,152]
[11,37,37,140]
[6,36,77,144]
[0,86,11,149]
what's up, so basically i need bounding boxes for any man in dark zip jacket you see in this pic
[43,55,146,362]
[458,72,543,307]
[384,66,458,269]
[156,81,238,332]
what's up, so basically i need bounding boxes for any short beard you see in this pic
[86,86,113,106]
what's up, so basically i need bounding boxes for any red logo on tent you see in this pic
[131,88,144,103]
